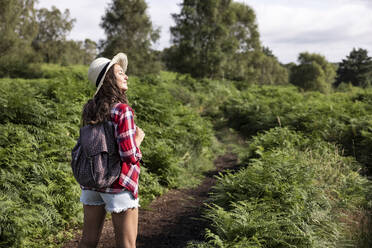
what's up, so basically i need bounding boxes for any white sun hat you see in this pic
[87,52,128,96]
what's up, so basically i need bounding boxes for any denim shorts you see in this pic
[80,189,140,213]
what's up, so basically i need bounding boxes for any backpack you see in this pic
[71,121,121,188]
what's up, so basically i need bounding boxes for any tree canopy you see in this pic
[0,0,38,76]
[99,0,161,75]
[163,0,287,85]
[32,6,76,63]
[0,2,98,77]
[165,0,260,79]
[335,48,372,88]
[290,52,336,93]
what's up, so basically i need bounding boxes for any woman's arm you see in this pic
[111,103,142,164]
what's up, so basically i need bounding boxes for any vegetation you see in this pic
[164,0,288,85]
[165,0,258,78]
[32,6,75,63]
[0,0,38,77]
[222,84,372,174]
[31,7,97,66]
[335,48,372,88]
[0,1,96,77]
[1,0,372,247]
[0,66,220,247]
[190,128,371,248]
[290,52,336,93]
[99,0,162,75]
[1,67,372,247]
[186,84,372,248]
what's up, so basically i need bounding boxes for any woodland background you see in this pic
[1,0,372,247]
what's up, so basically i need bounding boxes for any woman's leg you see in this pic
[111,207,138,248]
[79,204,107,248]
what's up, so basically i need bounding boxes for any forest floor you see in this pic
[62,152,239,248]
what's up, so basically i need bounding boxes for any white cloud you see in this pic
[145,0,181,50]
[35,0,111,43]
[36,0,180,47]
[36,0,372,63]
[245,0,372,63]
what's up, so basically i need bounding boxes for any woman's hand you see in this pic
[135,126,145,147]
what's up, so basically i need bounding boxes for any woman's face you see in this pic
[114,64,128,91]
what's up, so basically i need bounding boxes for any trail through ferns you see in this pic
[62,152,238,248]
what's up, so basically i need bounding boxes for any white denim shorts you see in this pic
[80,189,140,213]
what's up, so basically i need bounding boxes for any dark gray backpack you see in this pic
[71,121,121,188]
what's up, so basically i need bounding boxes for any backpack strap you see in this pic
[102,120,118,155]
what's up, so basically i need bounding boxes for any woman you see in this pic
[78,53,145,248]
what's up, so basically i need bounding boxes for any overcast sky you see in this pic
[36,0,372,64]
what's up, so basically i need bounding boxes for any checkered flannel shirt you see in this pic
[81,103,142,199]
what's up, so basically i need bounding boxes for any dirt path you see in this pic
[63,152,238,248]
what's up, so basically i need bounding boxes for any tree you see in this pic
[32,6,76,63]
[166,0,260,79]
[32,6,96,65]
[223,1,261,80]
[335,48,372,88]
[223,49,288,86]
[262,46,276,58]
[0,0,38,77]
[99,0,161,75]
[82,39,98,65]
[290,52,336,93]
[255,52,288,85]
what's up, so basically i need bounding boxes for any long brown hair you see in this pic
[82,65,128,126]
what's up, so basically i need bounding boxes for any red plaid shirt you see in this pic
[81,103,142,199]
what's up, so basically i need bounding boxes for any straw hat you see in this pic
[87,53,128,96]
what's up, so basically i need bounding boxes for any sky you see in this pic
[36,0,372,64]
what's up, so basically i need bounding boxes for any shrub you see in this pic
[222,85,372,173]
[195,128,370,248]
[0,67,219,246]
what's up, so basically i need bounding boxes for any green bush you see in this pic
[194,128,370,248]
[222,85,372,173]
[3,65,371,247]
[0,67,219,247]
[290,52,336,93]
